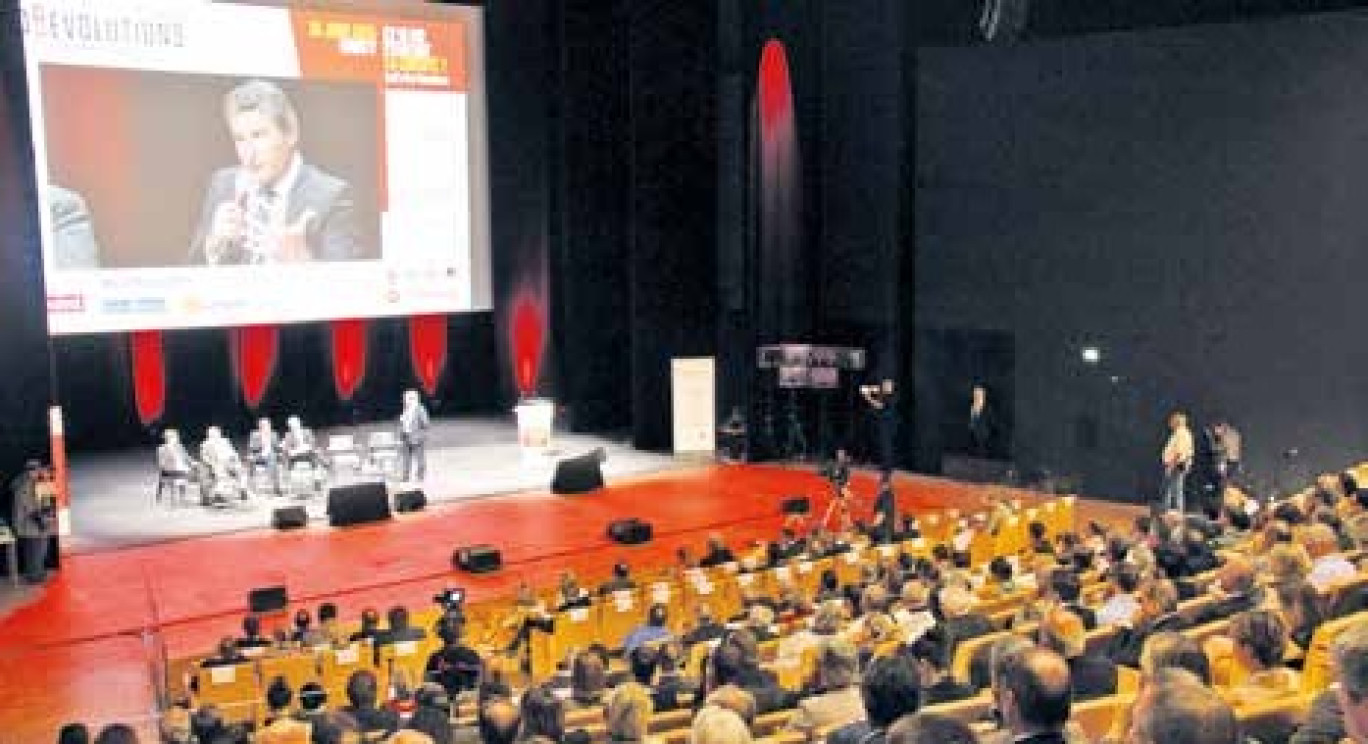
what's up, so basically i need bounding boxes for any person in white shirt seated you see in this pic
[281,415,326,472]
[1304,523,1356,591]
[155,429,196,502]
[200,426,246,503]
[1096,563,1143,627]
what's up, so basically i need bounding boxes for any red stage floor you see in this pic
[0,463,1129,741]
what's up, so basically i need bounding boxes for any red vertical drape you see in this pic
[230,325,279,410]
[511,289,545,396]
[330,319,368,401]
[408,314,447,396]
[129,330,166,425]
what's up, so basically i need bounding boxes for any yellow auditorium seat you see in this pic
[192,661,261,726]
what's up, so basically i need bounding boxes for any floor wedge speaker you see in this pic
[607,518,652,545]
[272,506,308,530]
[552,448,606,494]
[327,481,391,527]
[453,544,503,573]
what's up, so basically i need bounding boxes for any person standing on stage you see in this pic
[248,417,281,494]
[1211,420,1242,488]
[11,460,54,584]
[968,384,993,458]
[399,389,430,483]
[861,378,898,472]
[1160,411,1195,513]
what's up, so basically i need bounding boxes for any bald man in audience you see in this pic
[1190,554,1261,626]
[1128,668,1240,744]
[478,697,521,744]
[993,647,1073,744]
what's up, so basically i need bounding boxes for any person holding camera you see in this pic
[861,378,898,473]
[11,460,54,584]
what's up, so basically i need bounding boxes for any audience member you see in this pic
[1225,609,1300,706]
[1108,579,1183,668]
[348,608,383,644]
[991,647,1073,744]
[1276,579,1326,655]
[599,562,638,596]
[235,614,272,653]
[1038,608,1116,701]
[568,650,609,709]
[1305,524,1356,590]
[478,697,521,744]
[57,723,90,744]
[258,677,310,743]
[886,712,978,744]
[789,638,865,737]
[699,533,737,567]
[519,684,566,744]
[827,653,922,744]
[91,725,139,744]
[1330,619,1368,744]
[376,605,427,649]
[624,603,675,653]
[201,636,248,668]
[906,626,976,705]
[682,604,726,648]
[938,585,994,666]
[341,670,399,739]
[604,682,656,744]
[651,641,693,712]
[1095,563,1141,627]
[691,706,753,744]
[1191,555,1261,626]
[1127,668,1240,744]
[703,629,788,714]
[426,617,484,697]
[1051,569,1097,630]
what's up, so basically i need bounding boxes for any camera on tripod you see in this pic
[433,586,466,612]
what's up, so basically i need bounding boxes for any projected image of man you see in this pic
[190,80,360,265]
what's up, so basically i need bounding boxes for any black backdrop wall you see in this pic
[5,1,1368,515]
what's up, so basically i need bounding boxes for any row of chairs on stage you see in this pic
[154,419,405,508]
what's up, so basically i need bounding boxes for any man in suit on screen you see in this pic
[189,79,360,265]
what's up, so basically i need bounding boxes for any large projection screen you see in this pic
[20,0,491,334]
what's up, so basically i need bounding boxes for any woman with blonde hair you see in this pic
[604,682,658,743]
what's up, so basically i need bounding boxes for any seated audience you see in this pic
[699,533,737,567]
[745,603,779,642]
[1191,555,1262,626]
[348,608,383,644]
[1128,668,1239,744]
[478,697,521,744]
[201,636,247,668]
[92,725,139,744]
[938,585,994,666]
[886,713,978,744]
[788,638,865,737]
[983,556,1019,599]
[827,654,922,744]
[1029,521,1053,556]
[599,561,638,595]
[691,706,753,744]
[906,626,976,705]
[1264,543,1313,593]
[235,615,272,653]
[1103,631,1215,744]
[702,628,788,714]
[1327,619,1368,744]
[1109,579,1184,668]
[652,641,694,712]
[1050,569,1097,630]
[1276,579,1325,656]
[683,604,727,648]
[1224,609,1301,706]
[259,677,309,738]
[341,670,399,739]
[519,684,567,744]
[568,650,609,710]
[603,682,656,744]
[988,647,1073,744]
[289,608,326,648]
[557,572,593,611]
[1037,608,1116,701]
[1305,523,1356,590]
[623,603,675,653]
[891,580,936,643]
[779,602,843,669]
[1095,562,1141,627]
[376,605,426,648]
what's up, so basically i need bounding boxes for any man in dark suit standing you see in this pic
[190,79,360,265]
[968,384,993,458]
[399,389,430,482]
[10,461,54,584]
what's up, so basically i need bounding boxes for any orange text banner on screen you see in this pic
[290,10,467,93]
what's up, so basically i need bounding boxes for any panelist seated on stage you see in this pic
[281,415,326,470]
[248,417,281,467]
[200,427,243,475]
[157,429,196,479]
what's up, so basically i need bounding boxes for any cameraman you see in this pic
[11,460,53,584]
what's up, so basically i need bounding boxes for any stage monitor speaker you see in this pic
[781,496,811,515]
[249,585,288,614]
[552,448,606,494]
[327,481,391,527]
[394,489,427,513]
[272,506,308,530]
[607,518,653,545]
[453,544,503,574]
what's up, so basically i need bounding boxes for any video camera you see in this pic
[433,587,466,611]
